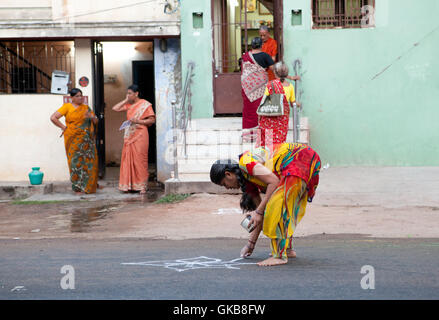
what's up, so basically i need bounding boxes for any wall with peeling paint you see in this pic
[283,0,439,166]
[0,0,180,38]
[154,38,181,182]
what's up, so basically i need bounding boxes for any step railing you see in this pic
[292,58,303,143]
[170,61,195,181]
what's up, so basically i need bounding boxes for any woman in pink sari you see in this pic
[112,85,155,194]
[241,37,274,132]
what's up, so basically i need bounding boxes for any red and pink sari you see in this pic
[119,99,155,192]
[256,79,290,148]
[241,52,269,130]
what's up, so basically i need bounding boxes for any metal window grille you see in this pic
[0,41,75,94]
[212,0,247,74]
[312,0,375,29]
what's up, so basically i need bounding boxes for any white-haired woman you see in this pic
[257,61,297,148]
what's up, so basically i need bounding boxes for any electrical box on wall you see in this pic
[292,9,302,26]
[51,70,69,94]
[193,12,203,29]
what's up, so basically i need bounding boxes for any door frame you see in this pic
[211,0,284,116]
[92,41,106,178]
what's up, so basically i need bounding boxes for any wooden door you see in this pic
[211,0,282,115]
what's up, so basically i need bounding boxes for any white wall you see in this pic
[0,0,180,38]
[0,94,70,181]
[51,0,178,23]
[74,39,94,103]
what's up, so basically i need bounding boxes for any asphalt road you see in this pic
[0,236,438,300]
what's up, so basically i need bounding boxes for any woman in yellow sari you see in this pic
[50,88,99,194]
[210,143,321,266]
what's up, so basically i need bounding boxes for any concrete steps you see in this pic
[165,117,310,194]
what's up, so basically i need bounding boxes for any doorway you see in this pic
[92,41,156,183]
[132,60,156,167]
[211,0,283,115]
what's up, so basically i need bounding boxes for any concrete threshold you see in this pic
[0,179,135,202]
[0,181,55,201]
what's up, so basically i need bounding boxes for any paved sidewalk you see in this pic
[314,166,439,208]
[0,167,438,240]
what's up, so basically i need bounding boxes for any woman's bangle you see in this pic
[255,209,264,216]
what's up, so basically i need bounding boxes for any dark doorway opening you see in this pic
[132,60,157,170]
[92,41,106,179]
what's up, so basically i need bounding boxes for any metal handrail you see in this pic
[179,61,195,158]
[171,61,195,180]
[292,59,303,143]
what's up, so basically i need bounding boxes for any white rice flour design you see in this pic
[122,256,257,272]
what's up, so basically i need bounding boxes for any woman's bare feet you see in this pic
[286,249,296,258]
[257,257,288,266]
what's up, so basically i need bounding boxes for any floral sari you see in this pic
[58,103,99,194]
[119,99,155,192]
[241,51,269,129]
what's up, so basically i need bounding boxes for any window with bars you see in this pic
[312,0,375,29]
[0,41,75,94]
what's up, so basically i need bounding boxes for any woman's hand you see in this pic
[240,245,253,258]
[240,240,256,258]
[59,126,67,137]
[288,75,301,81]
[248,210,263,229]
[130,117,155,126]
[112,96,129,112]
[84,111,98,125]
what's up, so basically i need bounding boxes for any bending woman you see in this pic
[50,88,99,194]
[210,143,321,266]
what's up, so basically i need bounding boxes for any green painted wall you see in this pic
[181,0,213,118]
[182,0,439,166]
[283,0,439,166]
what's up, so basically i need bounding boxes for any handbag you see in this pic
[256,82,285,116]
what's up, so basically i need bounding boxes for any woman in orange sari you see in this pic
[50,88,99,194]
[112,85,155,194]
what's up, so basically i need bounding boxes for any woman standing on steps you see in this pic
[210,143,321,266]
